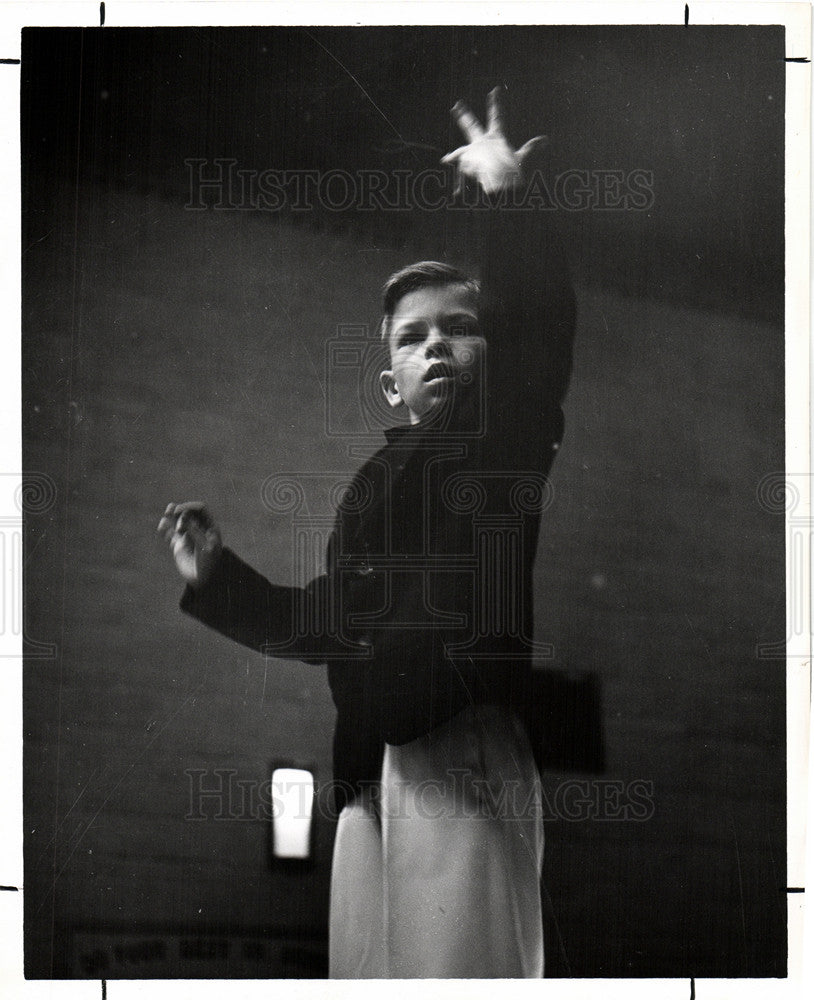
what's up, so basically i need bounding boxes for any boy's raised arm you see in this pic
[369,92,577,746]
[444,88,576,454]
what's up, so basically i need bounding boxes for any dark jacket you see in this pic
[181,197,576,812]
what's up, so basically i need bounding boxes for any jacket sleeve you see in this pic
[179,546,333,665]
[476,191,576,463]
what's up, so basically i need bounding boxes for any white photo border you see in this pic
[1,3,809,999]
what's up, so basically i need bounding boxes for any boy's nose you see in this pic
[424,327,452,357]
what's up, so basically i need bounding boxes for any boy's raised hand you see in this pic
[157,501,223,589]
[441,86,546,195]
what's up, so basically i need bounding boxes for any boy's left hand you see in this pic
[441,86,546,195]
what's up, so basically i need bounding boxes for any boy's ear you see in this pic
[379,370,403,409]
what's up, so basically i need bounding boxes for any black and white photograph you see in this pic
[3,3,808,992]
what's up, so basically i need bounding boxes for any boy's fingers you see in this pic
[516,135,548,164]
[451,100,485,142]
[171,532,192,560]
[157,502,176,531]
[176,502,214,532]
[157,515,174,537]
[174,501,209,516]
[486,86,505,135]
[157,501,184,535]
[440,146,465,165]
[157,501,218,553]
[184,519,210,551]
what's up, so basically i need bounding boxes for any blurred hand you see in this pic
[441,86,547,195]
[157,501,223,589]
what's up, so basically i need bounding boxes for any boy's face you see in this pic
[380,283,483,425]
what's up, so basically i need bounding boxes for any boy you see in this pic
[158,89,575,978]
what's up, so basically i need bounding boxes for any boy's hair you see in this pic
[380,261,480,343]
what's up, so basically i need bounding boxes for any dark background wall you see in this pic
[23,25,784,321]
[22,26,786,978]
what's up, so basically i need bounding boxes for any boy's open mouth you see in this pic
[424,362,454,382]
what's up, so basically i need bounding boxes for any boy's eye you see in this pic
[396,327,424,347]
[448,320,478,337]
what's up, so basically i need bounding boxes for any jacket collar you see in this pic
[384,417,466,444]
[384,424,418,444]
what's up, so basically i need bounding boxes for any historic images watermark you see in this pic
[185,160,655,213]
[755,472,811,659]
[1,472,58,659]
[185,767,655,823]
